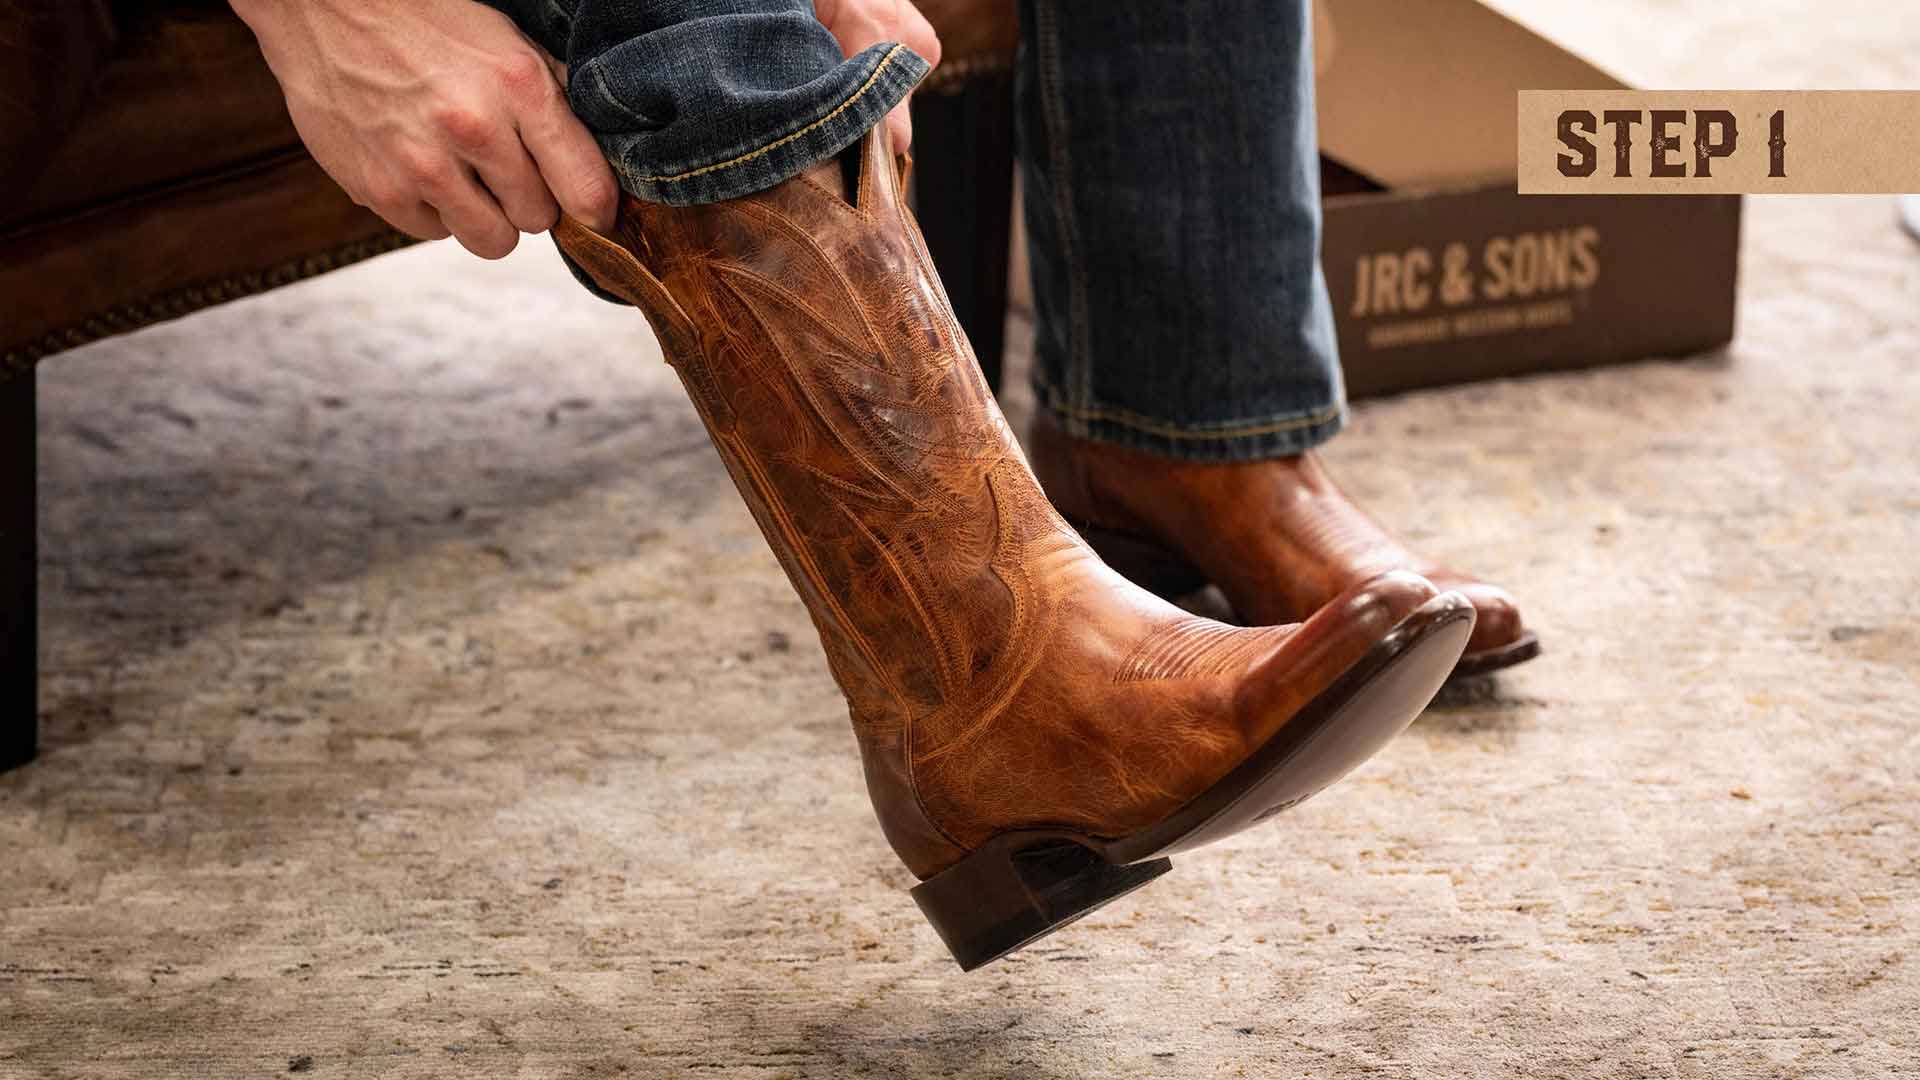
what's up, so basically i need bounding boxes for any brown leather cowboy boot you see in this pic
[554,129,1475,970]
[1030,411,1538,679]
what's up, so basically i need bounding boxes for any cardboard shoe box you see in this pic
[1313,0,1742,398]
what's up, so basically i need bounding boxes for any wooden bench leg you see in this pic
[1,369,36,771]
[910,76,1017,394]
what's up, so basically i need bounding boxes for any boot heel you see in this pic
[1073,523,1209,600]
[911,833,1172,971]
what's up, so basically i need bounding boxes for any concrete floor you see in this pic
[5,3,1919,1077]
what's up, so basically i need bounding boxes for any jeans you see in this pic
[485,0,1344,462]
[484,0,927,204]
[1018,0,1343,460]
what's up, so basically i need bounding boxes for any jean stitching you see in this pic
[629,45,909,184]
[1032,5,1095,431]
[1085,420,1342,461]
[1054,400,1343,441]
[1033,367,1343,440]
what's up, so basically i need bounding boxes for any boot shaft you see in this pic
[555,133,1063,874]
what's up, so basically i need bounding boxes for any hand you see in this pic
[813,0,942,151]
[231,0,619,258]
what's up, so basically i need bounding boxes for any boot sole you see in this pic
[1448,629,1541,678]
[1074,520,1540,680]
[911,591,1474,971]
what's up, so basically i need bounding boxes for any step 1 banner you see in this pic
[1518,91,1920,194]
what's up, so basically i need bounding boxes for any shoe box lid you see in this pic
[1314,0,1629,192]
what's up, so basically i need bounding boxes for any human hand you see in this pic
[231,0,619,258]
[813,0,942,151]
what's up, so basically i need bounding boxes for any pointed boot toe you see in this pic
[1427,575,1538,676]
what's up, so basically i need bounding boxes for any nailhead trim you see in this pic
[2,230,417,379]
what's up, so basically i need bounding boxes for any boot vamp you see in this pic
[1041,427,1520,645]
[906,557,1438,853]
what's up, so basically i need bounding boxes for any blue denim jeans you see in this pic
[483,0,927,204]
[1018,0,1343,461]
[486,0,1343,462]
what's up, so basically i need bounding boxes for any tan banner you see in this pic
[1518,91,1920,194]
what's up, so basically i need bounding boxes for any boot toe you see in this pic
[1233,570,1442,735]
[1330,569,1443,631]
[1435,578,1525,656]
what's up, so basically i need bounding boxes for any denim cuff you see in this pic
[603,43,928,206]
[1033,374,1348,463]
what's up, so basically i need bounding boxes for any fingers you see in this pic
[438,178,521,259]
[820,0,888,57]
[365,156,520,258]
[373,197,455,243]
[419,73,554,240]
[394,44,606,254]
[885,2,938,152]
[352,161,457,242]
[471,140,563,236]
[886,105,913,153]
[414,157,520,259]
[385,48,609,255]
[271,0,604,262]
[514,81,620,233]
[898,0,942,68]
[534,44,569,86]
[809,0,939,153]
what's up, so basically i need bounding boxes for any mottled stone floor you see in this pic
[4,3,1918,1077]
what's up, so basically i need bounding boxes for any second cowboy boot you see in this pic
[1030,412,1540,679]
[554,129,1475,970]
